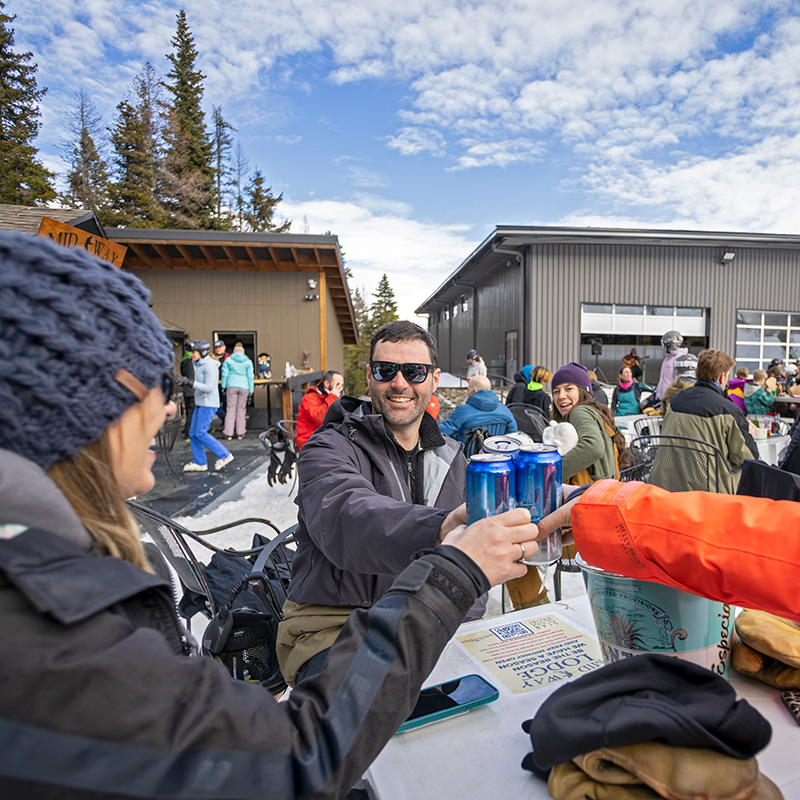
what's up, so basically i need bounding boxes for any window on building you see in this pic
[444,307,450,321]
[461,294,468,312]
[581,304,707,336]
[452,303,458,318]
[735,309,800,370]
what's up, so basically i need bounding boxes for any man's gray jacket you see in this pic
[288,396,487,618]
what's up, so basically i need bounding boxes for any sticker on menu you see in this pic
[457,614,604,694]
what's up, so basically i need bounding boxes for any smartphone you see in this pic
[396,674,499,734]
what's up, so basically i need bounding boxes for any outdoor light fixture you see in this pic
[721,251,736,264]
[304,294,319,302]
[308,278,318,289]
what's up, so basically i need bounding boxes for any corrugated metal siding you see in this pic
[530,243,800,372]
[428,266,520,376]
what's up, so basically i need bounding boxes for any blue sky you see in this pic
[11,0,800,319]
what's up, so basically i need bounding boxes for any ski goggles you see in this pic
[369,361,435,384]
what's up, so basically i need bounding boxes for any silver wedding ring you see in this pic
[516,542,526,563]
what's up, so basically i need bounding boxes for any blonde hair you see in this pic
[47,432,150,571]
[753,369,767,383]
[531,366,552,384]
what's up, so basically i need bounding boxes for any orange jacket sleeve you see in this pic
[572,480,800,623]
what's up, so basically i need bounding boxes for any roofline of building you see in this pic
[416,224,800,313]
[104,228,340,247]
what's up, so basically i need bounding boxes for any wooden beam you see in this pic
[222,245,240,269]
[128,242,156,269]
[152,244,175,268]
[199,245,217,269]
[319,270,327,372]
[245,246,261,269]
[174,243,197,268]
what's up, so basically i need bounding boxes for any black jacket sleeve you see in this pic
[0,529,485,800]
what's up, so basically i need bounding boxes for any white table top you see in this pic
[755,434,791,466]
[365,598,800,799]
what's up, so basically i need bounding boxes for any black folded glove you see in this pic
[264,427,296,487]
[278,448,296,484]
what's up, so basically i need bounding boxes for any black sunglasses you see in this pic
[369,361,435,384]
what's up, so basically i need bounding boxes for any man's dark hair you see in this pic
[322,369,342,384]
[369,320,438,367]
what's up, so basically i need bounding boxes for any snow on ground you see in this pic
[172,463,587,618]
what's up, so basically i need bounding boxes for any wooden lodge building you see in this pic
[0,205,357,417]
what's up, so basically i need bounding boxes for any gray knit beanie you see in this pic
[0,231,173,470]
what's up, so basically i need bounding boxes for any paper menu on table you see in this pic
[456,613,603,694]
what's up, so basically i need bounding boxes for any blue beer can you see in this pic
[466,454,515,525]
[482,436,521,458]
[515,444,562,524]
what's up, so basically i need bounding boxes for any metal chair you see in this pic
[523,407,551,442]
[461,421,512,457]
[629,434,741,493]
[127,500,294,624]
[507,404,548,441]
[277,418,297,445]
[632,415,662,438]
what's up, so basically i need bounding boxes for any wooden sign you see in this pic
[37,217,127,267]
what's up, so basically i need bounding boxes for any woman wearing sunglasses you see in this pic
[0,232,538,800]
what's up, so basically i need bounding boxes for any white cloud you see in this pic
[280,196,475,320]
[573,132,800,233]
[449,137,543,170]
[386,127,446,157]
[346,166,390,188]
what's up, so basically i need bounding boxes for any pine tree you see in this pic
[343,286,370,396]
[211,106,234,228]
[161,10,214,228]
[232,141,249,230]
[133,62,164,206]
[0,2,55,204]
[103,62,167,228]
[366,274,399,336]
[242,168,291,232]
[60,90,110,212]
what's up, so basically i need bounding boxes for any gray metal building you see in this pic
[417,226,800,384]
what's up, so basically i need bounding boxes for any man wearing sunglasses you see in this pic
[277,321,479,687]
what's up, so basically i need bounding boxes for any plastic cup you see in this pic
[521,528,562,565]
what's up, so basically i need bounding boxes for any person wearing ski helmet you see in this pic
[656,330,689,400]
[465,348,487,379]
[179,340,197,439]
[182,339,234,473]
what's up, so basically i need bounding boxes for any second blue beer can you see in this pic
[515,444,562,524]
[466,454,515,525]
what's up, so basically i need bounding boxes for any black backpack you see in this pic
[199,533,293,694]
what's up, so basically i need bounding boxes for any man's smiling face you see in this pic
[368,338,439,443]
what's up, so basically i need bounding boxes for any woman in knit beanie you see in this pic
[0,231,540,798]
[551,361,629,484]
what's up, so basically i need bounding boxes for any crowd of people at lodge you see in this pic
[1,229,799,799]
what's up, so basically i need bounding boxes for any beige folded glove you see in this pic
[547,741,784,800]
[548,760,660,799]
[732,610,800,689]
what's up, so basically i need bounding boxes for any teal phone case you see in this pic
[396,674,499,734]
